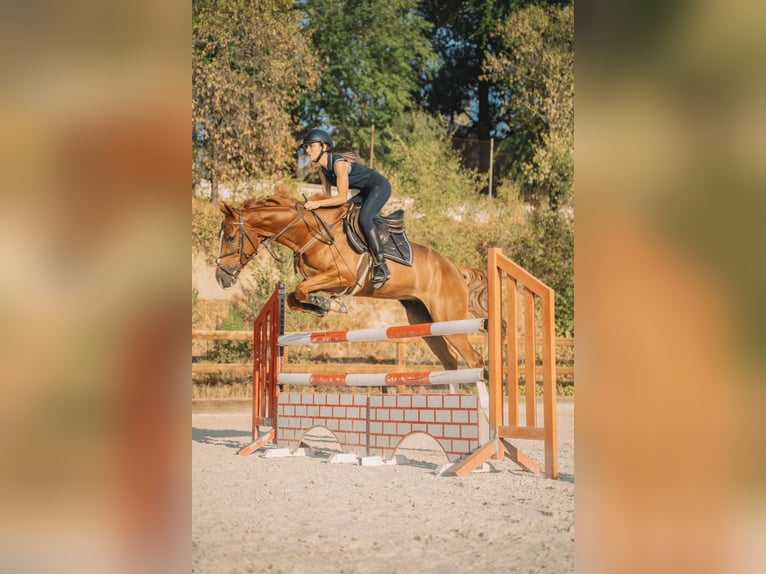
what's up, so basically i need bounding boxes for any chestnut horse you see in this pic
[215,187,488,370]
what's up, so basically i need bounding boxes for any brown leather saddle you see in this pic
[343,199,413,266]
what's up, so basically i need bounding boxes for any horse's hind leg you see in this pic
[400,300,458,370]
[415,289,484,369]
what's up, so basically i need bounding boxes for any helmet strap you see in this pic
[313,145,329,164]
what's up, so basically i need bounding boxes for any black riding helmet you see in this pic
[301,128,334,150]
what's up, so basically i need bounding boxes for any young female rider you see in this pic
[300,128,391,289]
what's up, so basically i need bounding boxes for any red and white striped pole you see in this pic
[278,318,487,346]
[277,367,486,387]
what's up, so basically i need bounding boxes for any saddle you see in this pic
[343,199,414,266]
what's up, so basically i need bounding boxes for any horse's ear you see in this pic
[219,201,235,218]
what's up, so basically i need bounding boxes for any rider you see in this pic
[300,128,391,289]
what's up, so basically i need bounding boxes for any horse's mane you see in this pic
[242,184,297,210]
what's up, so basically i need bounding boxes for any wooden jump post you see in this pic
[449,248,558,478]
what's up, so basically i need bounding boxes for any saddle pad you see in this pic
[343,204,413,267]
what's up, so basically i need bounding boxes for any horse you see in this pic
[215,185,488,371]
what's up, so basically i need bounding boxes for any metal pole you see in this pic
[488,137,494,198]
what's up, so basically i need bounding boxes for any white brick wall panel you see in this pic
[427,395,443,408]
[435,410,451,423]
[452,410,468,424]
[444,395,460,408]
[452,439,469,453]
[461,396,478,409]
[419,410,435,423]
[427,424,443,436]
[352,419,366,432]
[275,392,480,462]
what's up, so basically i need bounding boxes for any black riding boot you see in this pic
[366,227,390,289]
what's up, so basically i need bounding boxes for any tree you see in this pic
[379,110,490,266]
[417,0,522,176]
[297,0,437,153]
[192,0,319,200]
[483,2,574,209]
[514,206,574,335]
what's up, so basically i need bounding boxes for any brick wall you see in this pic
[276,392,480,461]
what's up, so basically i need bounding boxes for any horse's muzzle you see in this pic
[215,265,238,289]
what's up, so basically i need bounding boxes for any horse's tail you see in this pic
[460,266,489,319]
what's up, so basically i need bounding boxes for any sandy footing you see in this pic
[192,399,574,573]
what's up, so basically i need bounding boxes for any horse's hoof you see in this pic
[308,293,331,311]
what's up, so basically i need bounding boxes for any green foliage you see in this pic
[192,288,202,326]
[192,196,224,261]
[192,0,319,194]
[483,2,574,209]
[379,111,490,266]
[204,302,252,364]
[297,0,437,152]
[512,206,574,336]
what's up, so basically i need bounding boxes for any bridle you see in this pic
[214,210,261,280]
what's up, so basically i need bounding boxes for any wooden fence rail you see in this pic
[192,330,574,379]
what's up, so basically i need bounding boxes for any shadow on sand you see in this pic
[192,427,251,450]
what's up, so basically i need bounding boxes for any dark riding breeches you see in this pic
[357,176,392,239]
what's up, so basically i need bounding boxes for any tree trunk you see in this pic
[210,170,218,203]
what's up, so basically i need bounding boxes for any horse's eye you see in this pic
[226,235,236,242]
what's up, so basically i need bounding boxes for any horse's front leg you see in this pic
[286,292,328,316]
[289,270,353,315]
